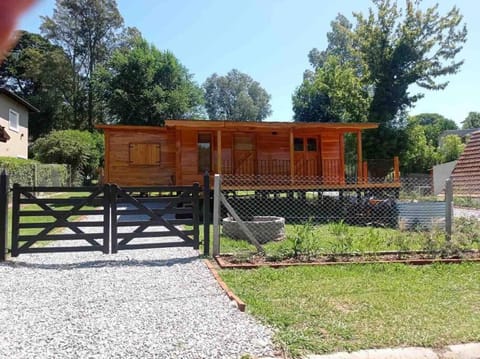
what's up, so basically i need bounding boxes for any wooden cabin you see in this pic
[96,120,400,191]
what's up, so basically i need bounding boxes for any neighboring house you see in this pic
[438,128,480,146]
[450,130,480,195]
[0,88,39,159]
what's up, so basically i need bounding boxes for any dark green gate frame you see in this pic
[11,184,110,256]
[111,184,200,253]
[8,180,208,258]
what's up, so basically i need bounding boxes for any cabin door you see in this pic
[320,133,344,184]
[294,136,319,177]
[234,134,256,175]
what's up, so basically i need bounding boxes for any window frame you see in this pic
[198,133,212,173]
[9,109,19,132]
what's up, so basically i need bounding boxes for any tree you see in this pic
[461,112,480,129]
[41,0,124,129]
[409,113,457,148]
[438,134,465,162]
[98,37,203,125]
[295,0,467,159]
[203,69,271,121]
[0,31,74,139]
[293,55,370,123]
[31,129,104,184]
[402,122,438,173]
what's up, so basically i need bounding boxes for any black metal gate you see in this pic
[8,182,204,257]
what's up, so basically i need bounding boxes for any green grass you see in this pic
[200,219,480,260]
[219,263,480,357]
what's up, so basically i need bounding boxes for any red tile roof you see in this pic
[451,130,480,194]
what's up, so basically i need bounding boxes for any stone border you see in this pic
[204,259,246,312]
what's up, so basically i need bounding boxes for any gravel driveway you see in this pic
[0,221,275,359]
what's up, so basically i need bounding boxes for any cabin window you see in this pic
[307,138,317,151]
[129,143,161,165]
[294,138,304,151]
[9,109,19,132]
[198,133,212,172]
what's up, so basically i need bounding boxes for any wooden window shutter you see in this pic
[129,143,161,165]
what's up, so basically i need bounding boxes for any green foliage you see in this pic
[41,0,125,129]
[402,121,439,173]
[203,69,271,122]
[30,130,103,185]
[461,112,480,129]
[99,37,203,125]
[293,55,370,123]
[295,0,467,160]
[438,135,465,163]
[0,157,69,187]
[409,113,458,148]
[0,31,74,139]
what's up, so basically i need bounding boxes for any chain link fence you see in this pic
[211,173,480,258]
[0,163,71,188]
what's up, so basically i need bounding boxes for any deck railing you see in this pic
[221,157,400,185]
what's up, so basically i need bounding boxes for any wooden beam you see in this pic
[289,129,294,181]
[175,129,181,185]
[104,132,110,183]
[363,161,368,184]
[339,134,345,184]
[357,131,363,182]
[217,130,222,174]
[393,156,400,182]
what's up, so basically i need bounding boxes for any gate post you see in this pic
[109,184,118,254]
[192,183,200,250]
[203,172,210,256]
[0,170,8,261]
[445,178,453,241]
[11,183,20,257]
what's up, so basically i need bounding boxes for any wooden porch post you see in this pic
[289,128,294,182]
[393,156,400,182]
[356,131,363,183]
[217,130,222,174]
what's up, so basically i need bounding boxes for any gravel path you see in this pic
[0,220,275,359]
[454,207,480,219]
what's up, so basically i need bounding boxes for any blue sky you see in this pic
[18,0,480,126]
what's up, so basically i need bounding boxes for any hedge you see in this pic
[0,157,71,188]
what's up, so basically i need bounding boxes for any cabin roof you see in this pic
[96,119,379,132]
[451,130,480,194]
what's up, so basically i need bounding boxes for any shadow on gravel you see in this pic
[0,256,199,270]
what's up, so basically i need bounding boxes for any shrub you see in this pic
[30,130,104,185]
[0,157,70,187]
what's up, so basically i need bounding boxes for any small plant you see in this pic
[387,232,411,259]
[327,221,354,256]
[285,220,322,261]
[422,229,443,258]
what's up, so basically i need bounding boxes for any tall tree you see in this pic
[295,0,467,159]
[41,0,124,129]
[409,113,457,148]
[98,37,203,125]
[293,55,370,123]
[0,31,74,139]
[461,112,480,129]
[203,69,271,121]
[438,134,465,162]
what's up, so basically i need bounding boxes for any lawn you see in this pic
[219,263,480,358]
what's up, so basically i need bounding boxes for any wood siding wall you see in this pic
[106,129,176,186]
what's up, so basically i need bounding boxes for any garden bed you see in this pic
[215,250,480,269]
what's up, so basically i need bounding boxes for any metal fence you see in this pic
[211,173,480,257]
[0,163,71,188]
